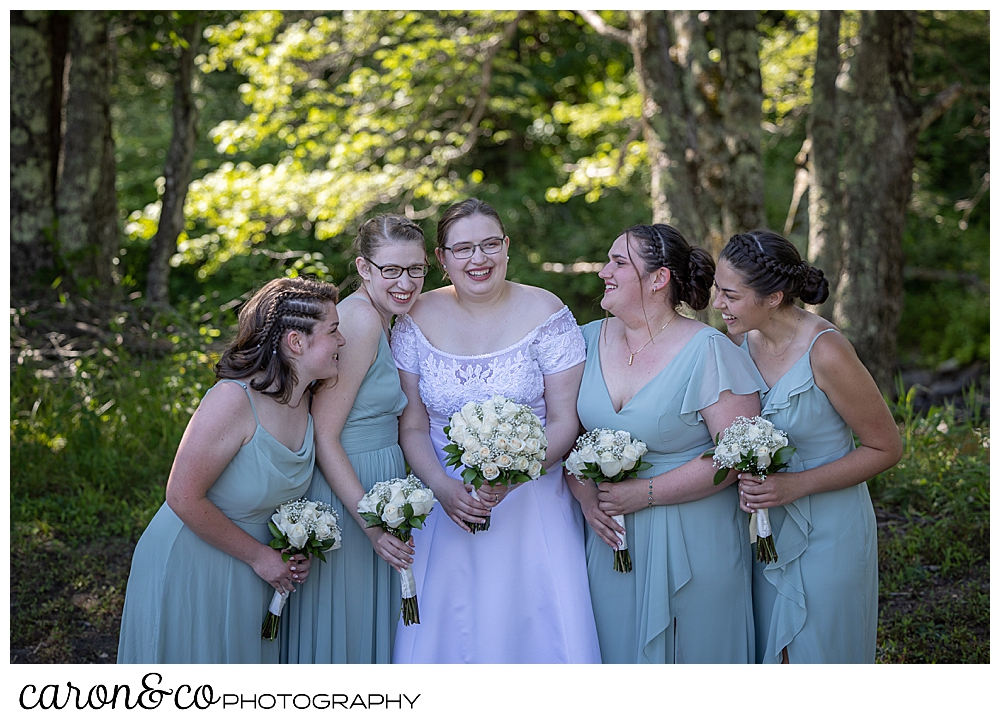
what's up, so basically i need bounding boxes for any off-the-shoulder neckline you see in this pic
[400,306,572,360]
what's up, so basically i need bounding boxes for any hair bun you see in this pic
[683,247,715,310]
[799,264,830,305]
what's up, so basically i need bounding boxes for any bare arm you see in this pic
[165,383,309,593]
[739,331,902,511]
[540,361,585,468]
[311,300,413,571]
[397,369,490,532]
[596,389,761,517]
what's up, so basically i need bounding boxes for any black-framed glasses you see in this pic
[364,259,429,279]
[441,236,507,259]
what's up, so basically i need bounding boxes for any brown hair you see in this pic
[436,198,505,249]
[353,214,426,258]
[719,229,829,306]
[215,277,339,403]
[623,223,715,310]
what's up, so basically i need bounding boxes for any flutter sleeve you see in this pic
[533,306,587,375]
[679,330,766,426]
[389,313,421,374]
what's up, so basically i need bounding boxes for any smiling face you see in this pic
[357,240,427,317]
[298,302,346,383]
[598,233,647,315]
[435,213,508,294]
[712,259,770,335]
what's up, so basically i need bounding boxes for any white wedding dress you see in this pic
[390,306,601,663]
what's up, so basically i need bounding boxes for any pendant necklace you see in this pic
[625,314,676,365]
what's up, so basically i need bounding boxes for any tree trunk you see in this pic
[712,10,766,241]
[628,10,708,245]
[9,11,62,293]
[836,11,918,391]
[55,10,118,293]
[806,10,844,320]
[147,16,202,307]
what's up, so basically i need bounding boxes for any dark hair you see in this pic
[353,214,426,258]
[719,229,829,306]
[623,223,715,311]
[436,198,505,249]
[215,277,339,404]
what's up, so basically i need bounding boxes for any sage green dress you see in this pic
[281,329,408,663]
[117,380,315,664]
[577,321,765,664]
[747,329,878,663]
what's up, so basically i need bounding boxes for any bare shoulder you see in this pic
[808,326,873,393]
[336,294,382,345]
[512,283,566,320]
[193,380,257,441]
[409,286,456,324]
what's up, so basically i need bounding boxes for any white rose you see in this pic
[299,505,319,523]
[494,437,509,451]
[461,450,477,467]
[754,446,772,469]
[477,445,491,460]
[481,463,501,481]
[507,437,525,452]
[747,424,761,440]
[622,443,640,462]
[621,456,637,471]
[449,426,467,446]
[565,451,585,477]
[578,445,598,464]
[315,522,332,541]
[357,494,379,515]
[523,437,539,455]
[497,422,514,436]
[501,399,520,416]
[599,451,623,477]
[382,503,406,529]
[515,456,529,471]
[480,399,496,419]
[527,460,543,478]
[319,511,339,529]
[461,400,479,421]
[480,421,495,437]
[408,488,436,517]
[635,441,648,456]
[496,453,513,469]
[771,431,786,446]
[516,424,531,439]
[598,432,616,449]
[387,482,407,507]
[287,523,309,550]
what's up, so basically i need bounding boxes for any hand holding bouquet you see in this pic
[442,395,548,533]
[565,428,652,573]
[261,498,342,640]
[702,415,795,563]
[358,474,437,625]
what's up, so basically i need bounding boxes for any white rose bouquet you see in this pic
[565,428,652,573]
[261,497,342,641]
[442,394,548,533]
[702,415,795,563]
[358,474,437,626]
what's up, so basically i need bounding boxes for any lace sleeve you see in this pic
[389,314,420,374]
[533,307,586,375]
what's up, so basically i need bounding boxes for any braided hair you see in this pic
[354,214,426,258]
[215,277,339,403]
[623,223,715,311]
[719,229,829,306]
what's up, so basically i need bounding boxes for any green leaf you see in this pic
[713,467,730,485]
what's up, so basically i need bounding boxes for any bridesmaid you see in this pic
[118,277,343,663]
[282,215,428,664]
[572,223,765,663]
[713,229,902,663]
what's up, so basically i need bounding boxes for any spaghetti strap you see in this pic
[217,379,260,426]
[807,327,839,354]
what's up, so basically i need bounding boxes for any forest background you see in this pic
[9,9,990,665]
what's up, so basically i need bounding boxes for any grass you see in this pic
[7,297,991,663]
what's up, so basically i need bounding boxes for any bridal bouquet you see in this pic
[442,394,547,533]
[702,415,795,564]
[358,474,437,626]
[261,498,342,641]
[565,428,652,573]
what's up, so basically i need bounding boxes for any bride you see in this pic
[389,198,601,663]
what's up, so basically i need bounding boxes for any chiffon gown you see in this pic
[117,380,315,664]
[746,328,878,664]
[282,327,407,664]
[577,321,765,664]
[390,306,601,663]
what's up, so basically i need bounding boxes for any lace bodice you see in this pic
[391,306,585,421]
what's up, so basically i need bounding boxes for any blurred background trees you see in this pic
[10,9,990,385]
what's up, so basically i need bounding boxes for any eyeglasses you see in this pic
[441,237,507,259]
[364,259,429,279]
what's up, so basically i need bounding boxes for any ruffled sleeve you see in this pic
[389,314,420,374]
[679,330,766,425]
[533,306,586,375]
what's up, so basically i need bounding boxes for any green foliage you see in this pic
[870,389,989,662]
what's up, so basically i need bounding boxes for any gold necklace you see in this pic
[624,314,676,365]
[759,311,802,358]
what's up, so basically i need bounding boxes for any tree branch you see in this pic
[577,10,631,45]
[917,81,963,134]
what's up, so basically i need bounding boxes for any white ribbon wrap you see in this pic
[612,513,628,551]
[268,589,289,616]
[756,509,772,538]
[400,567,417,599]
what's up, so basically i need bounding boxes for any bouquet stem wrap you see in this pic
[261,590,289,641]
[611,513,632,573]
[399,565,419,626]
[753,509,778,564]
